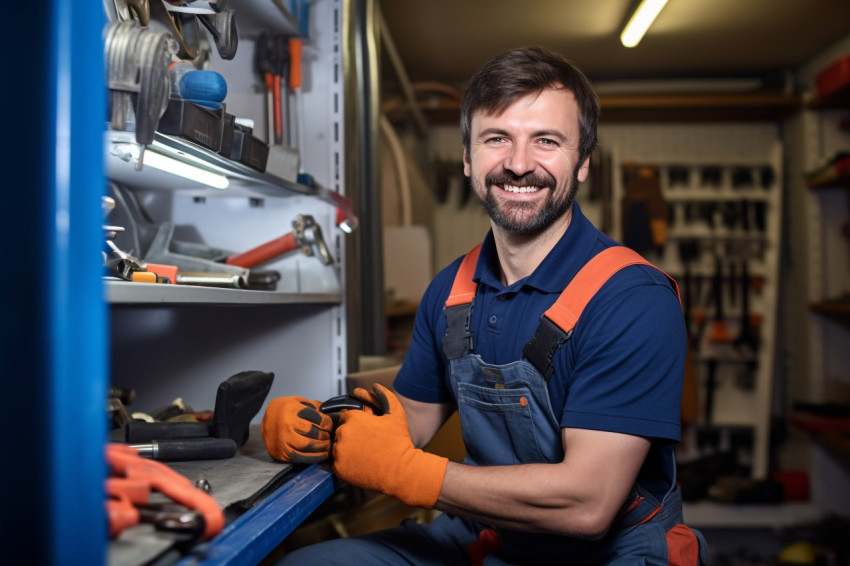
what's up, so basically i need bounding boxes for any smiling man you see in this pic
[265,47,708,565]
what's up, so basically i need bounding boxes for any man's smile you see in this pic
[501,184,544,194]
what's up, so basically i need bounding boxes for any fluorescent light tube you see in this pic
[621,0,668,48]
[142,150,230,189]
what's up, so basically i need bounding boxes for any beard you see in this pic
[471,166,579,235]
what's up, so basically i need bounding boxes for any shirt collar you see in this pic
[474,201,601,294]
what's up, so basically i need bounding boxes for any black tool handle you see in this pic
[705,360,717,426]
[320,394,383,416]
[132,438,238,461]
[125,421,212,443]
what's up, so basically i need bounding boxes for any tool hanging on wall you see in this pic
[621,163,668,255]
[148,0,239,61]
[105,21,176,144]
[254,33,290,145]
[111,0,151,25]
[149,0,202,59]
[288,37,304,151]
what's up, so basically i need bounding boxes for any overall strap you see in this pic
[443,244,482,360]
[523,246,679,381]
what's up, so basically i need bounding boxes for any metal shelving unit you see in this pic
[99,1,357,564]
[107,279,343,305]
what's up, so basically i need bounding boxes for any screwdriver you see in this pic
[289,37,303,151]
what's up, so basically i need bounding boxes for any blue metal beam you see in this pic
[0,1,107,563]
[48,2,108,563]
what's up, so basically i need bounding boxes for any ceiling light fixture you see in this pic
[142,149,230,189]
[620,0,668,48]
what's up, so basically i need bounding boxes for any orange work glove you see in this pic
[332,384,448,509]
[261,396,334,464]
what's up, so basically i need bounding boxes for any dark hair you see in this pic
[460,46,599,164]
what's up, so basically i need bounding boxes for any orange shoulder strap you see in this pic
[524,246,679,380]
[445,243,482,308]
[543,246,674,334]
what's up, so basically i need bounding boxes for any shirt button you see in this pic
[498,295,508,301]
[489,315,497,324]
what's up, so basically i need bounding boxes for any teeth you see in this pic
[503,185,540,194]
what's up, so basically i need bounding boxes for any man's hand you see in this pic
[333,384,448,509]
[261,396,334,464]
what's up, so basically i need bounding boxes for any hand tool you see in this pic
[129,437,238,461]
[254,33,276,143]
[112,0,151,25]
[704,359,718,425]
[288,37,304,151]
[275,35,291,145]
[224,214,333,267]
[106,443,224,540]
[125,370,275,446]
[735,201,760,356]
[319,394,383,416]
[254,34,288,145]
[149,0,201,60]
[296,173,360,233]
[109,179,332,283]
[110,386,137,406]
[708,256,735,344]
[197,9,238,60]
[105,21,174,144]
[677,239,699,342]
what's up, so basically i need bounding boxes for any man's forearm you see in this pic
[433,429,650,539]
[435,460,610,539]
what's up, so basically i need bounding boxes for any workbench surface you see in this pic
[109,426,335,566]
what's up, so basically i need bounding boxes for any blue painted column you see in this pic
[1,2,107,564]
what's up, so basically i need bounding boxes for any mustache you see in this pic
[484,171,556,188]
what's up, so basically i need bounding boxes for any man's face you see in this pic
[463,88,590,235]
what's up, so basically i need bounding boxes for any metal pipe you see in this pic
[377,8,428,136]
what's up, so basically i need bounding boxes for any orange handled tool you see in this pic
[106,444,224,540]
[288,38,302,92]
[225,214,332,268]
[226,232,297,268]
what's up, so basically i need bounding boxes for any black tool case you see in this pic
[230,123,270,172]
[158,98,229,153]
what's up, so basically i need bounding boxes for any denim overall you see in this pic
[279,247,707,566]
[440,245,708,565]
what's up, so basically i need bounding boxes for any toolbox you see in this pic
[158,98,229,153]
[230,124,270,172]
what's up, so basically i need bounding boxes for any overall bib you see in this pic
[279,246,708,566]
[441,245,708,565]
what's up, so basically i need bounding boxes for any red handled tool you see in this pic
[225,214,332,268]
[105,444,224,540]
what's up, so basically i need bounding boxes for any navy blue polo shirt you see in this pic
[394,201,685,443]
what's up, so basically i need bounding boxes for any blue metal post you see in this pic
[1,2,107,564]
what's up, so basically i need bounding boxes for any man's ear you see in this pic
[463,147,471,177]
[576,155,591,183]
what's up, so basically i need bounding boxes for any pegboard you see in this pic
[597,122,784,480]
